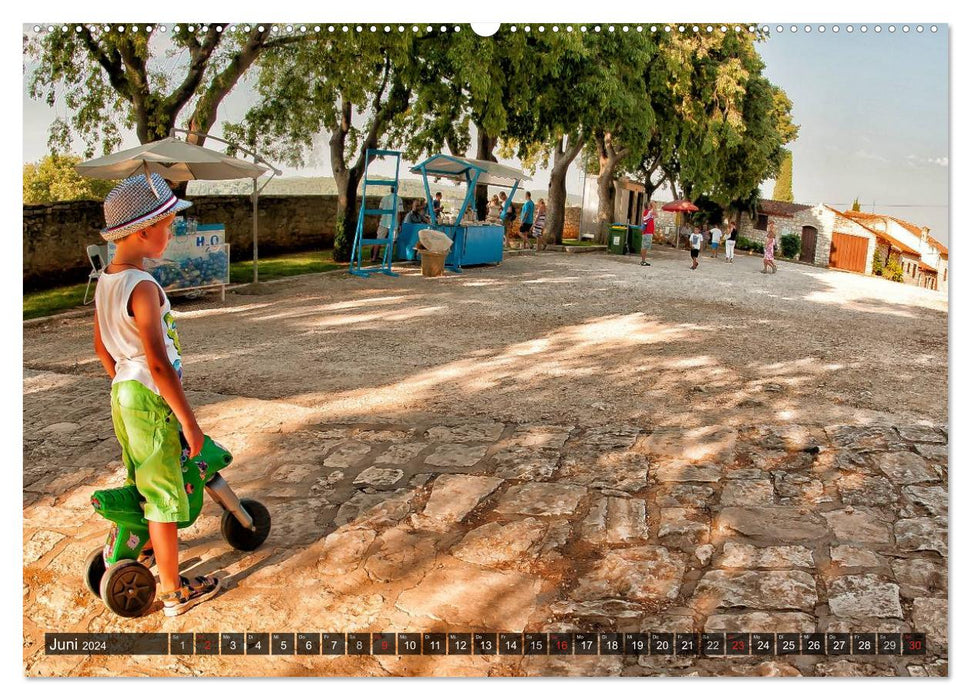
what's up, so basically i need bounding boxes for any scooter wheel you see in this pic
[83,546,107,597]
[221,499,271,551]
[100,560,156,618]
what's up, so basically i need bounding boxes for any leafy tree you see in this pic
[772,149,793,201]
[588,31,661,243]
[665,29,798,212]
[872,248,885,276]
[851,197,861,211]
[226,30,417,261]
[24,24,300,156]
[23,153,115,204]
[885,257,904,282]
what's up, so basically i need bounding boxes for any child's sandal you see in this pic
[160,574,221,617]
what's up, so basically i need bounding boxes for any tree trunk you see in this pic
[545,133,585,245]
[474,127,498,220]
[593,132,627,244]
[333,169,361,262]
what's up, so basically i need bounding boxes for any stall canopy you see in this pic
[410,155,528,225]
[76,132,281,283]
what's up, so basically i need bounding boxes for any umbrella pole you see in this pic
[252,177,259,284]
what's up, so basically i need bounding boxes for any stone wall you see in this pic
[24,194,406,290]
[562,207,581,239]
[737,206,845,269]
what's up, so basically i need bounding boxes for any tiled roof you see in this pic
[918,261,937,274]
[758,199,812,217]
[824,206,878,239]
[873,232,921,257]
[889,216,923,238]
[926,237,949,256]
[843,211,948,256]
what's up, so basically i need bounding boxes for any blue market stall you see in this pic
[396,155,527,272]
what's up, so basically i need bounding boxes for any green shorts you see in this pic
[110,380,189,523]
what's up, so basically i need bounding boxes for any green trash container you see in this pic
[608,224,628,254]
[628,224,644,253]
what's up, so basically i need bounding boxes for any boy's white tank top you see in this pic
[94,269,183,395]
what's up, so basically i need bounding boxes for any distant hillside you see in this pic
[186,176,581,206]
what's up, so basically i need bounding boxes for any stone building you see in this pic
[841,211,947,292]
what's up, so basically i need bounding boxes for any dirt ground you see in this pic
[24,246,947,427]
[23,246,948,677]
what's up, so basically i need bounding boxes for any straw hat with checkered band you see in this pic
[101,173,192,241]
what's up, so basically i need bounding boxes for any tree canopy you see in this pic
[772,149,794,202]
[25,24,798,252]
[24,24,299,155]
[23,153,115,204]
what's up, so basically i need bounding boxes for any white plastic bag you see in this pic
[418,229,453,254]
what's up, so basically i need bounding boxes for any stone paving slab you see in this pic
[22,369,948,677]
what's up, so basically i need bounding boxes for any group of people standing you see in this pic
[687,221,739,270]
[498,191,547,250]
[638,204,778,274]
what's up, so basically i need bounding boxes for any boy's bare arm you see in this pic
[130,281,205,457]
[93,313,116,379]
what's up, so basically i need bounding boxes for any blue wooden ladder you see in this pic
[349,149,402,278]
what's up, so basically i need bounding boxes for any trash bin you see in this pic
[416,229,453,277]
[417,248,447,277]
[628,224,645,253]
[608,224,628,254]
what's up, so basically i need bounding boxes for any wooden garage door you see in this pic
[829,232,868,273]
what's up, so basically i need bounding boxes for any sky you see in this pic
[21,22,949,244]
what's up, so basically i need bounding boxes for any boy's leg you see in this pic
[149,521,180,592]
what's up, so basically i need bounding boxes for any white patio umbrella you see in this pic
[76,134,281,283]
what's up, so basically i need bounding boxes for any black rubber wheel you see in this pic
[221,499,271,551]
[100,560,156,618]
[83,546,107,597]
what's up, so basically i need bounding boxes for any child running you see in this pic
[93,173,220,616]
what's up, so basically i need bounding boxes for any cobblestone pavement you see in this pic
[24,369,947,677]
[23,252,947,676]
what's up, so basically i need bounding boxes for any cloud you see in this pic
[852,149,890,163]
[906,155,948,167]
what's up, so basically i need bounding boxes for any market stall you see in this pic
[396,155,528,272]
[76,131,280,285]
[107,219,230,299]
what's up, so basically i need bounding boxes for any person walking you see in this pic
[725,221,738,262]
[640,201,657,266]
[689,226,703,270]
[762,222,778,274]
[529,199,547,250]
[518,192,535,247]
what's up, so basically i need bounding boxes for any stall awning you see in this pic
[411,155,528,187]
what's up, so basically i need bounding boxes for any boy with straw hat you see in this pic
[93,173,220,616]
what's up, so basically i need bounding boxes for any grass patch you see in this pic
[229,249,340,283]
[24,250,342,320]
[562,239,600,246]
[23,283,90,320]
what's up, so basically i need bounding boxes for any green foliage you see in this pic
[852,197,862,212]
[24,25,291,156]
[772,150,794,202]
[885,258,904,282]
[735,236,764,254]
[779,232,801,259]
[872,249,885,276]
[671,30,799,208]
[23,153,115,204]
